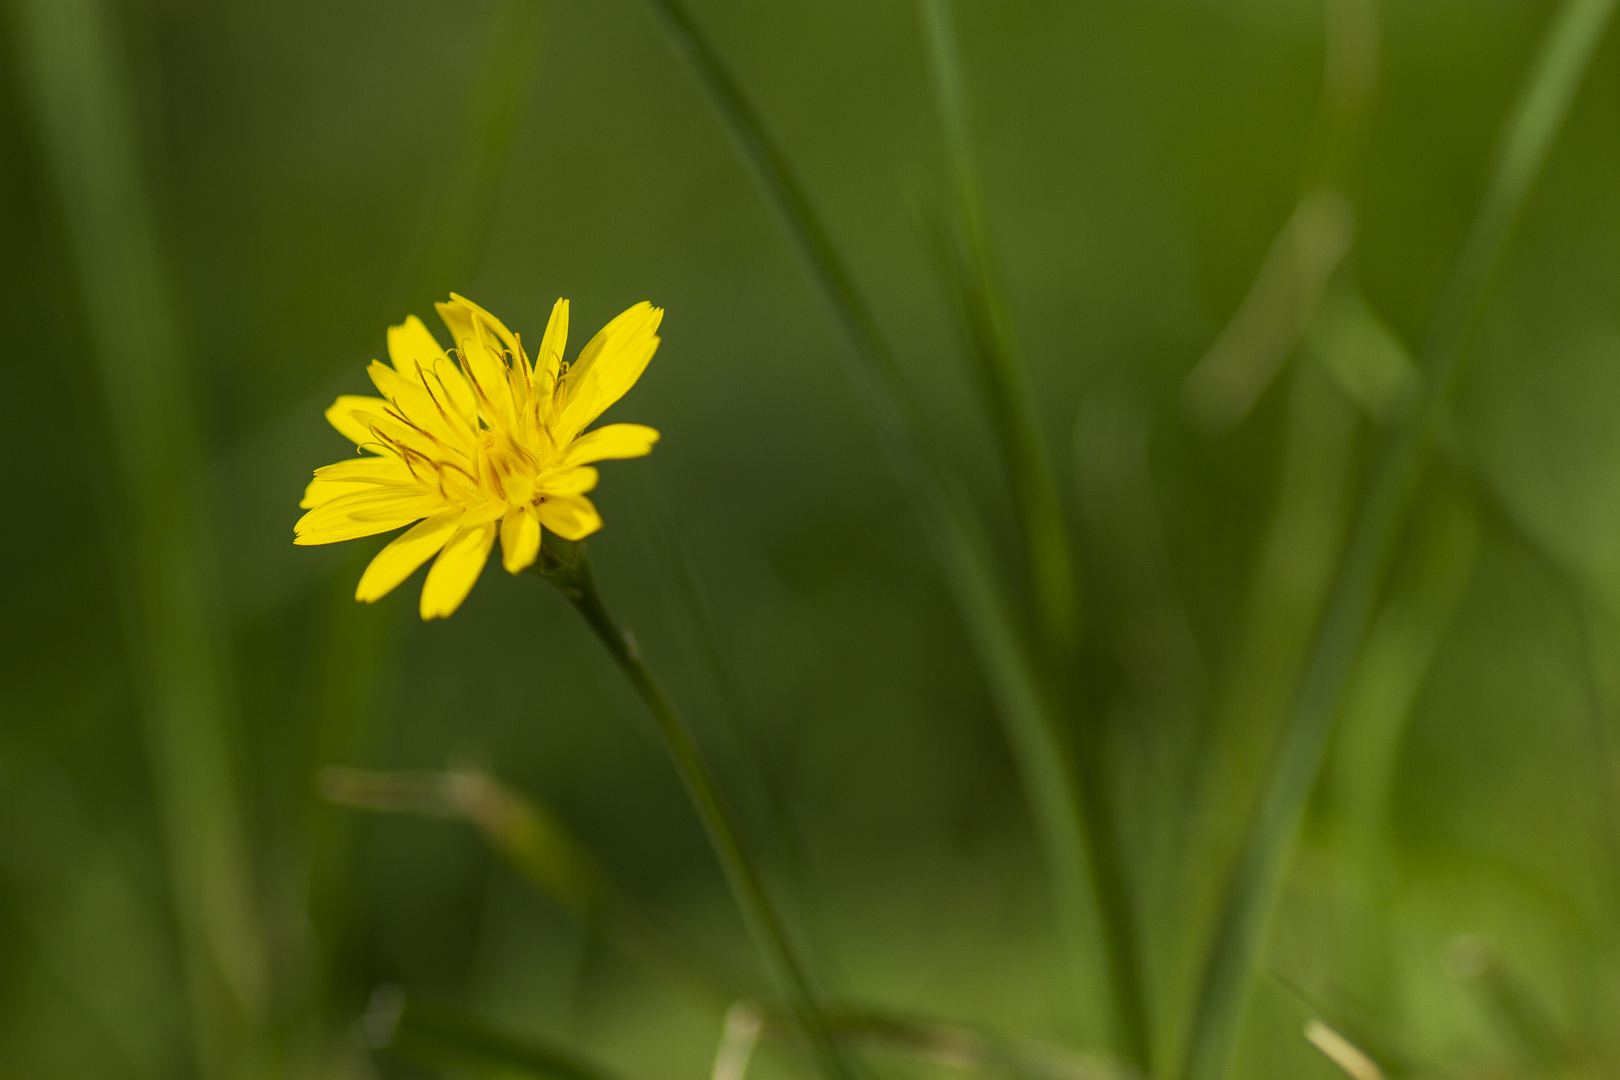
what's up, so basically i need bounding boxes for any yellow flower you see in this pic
[296,294,661,619]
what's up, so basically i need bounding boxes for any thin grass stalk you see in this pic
[918,0,1081,668]
[7,0,271,1075]
[535,539,857,1080]
[1178,2,1619,1077]
[637,0,1142,1057]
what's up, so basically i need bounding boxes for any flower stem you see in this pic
[535,538,856,1080]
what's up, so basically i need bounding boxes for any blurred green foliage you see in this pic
[5,0,1620,1078]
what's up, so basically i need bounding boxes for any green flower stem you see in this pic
[535,538,856,1080]
[639,0,1143,1061]
[1178,2,1619,1078]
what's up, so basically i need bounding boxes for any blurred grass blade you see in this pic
[7,0,271,1075]
[713,1002,766,1080]
[1179,2,1619,1078]
[1306,286,1419,422]
[1449,940,1577,1070]
[638,0,1143,1057]
[1276,978,1423,1080]
[1180,191,1355,430]
[1303,1021,1385,1080]
[1326,478,1480,844]
[1187,358,1356,948]
[1180,0,1377,431]
[328,765,1123,1080]
[322,763,746,1008]
[321,764,606,917]
[370,991,629,1080]
[918,0,1080,667]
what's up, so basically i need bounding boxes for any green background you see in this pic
[4,0,1620,1077]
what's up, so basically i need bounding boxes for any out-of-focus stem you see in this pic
[1179,2,1619,1077]
[7,0,270,1075]
[1179,0,1378,431]
[918,0,1081,671]
[321,762,745,1010]
[638,0,1137,1056]
[534,538,857,1080]
[1187,357,1358,934]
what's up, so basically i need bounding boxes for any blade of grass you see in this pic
[7,0,271,1075]
[1186,357,1358,963]
[918,0,1081,668]
[637,0,1140,1058]
[1179,0,1377,431]
[1326,477,1480,849]
[1470,482,1620,941]
[1178,2,1619,1078]
[321,763,748,1010]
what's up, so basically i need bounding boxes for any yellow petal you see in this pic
[326,394,392,446]
[387,315,446,375]
[313,457,414,483]
[561,423,660,466]
[301,457,413,508]
[295,508,434,546]
[419,519,498,619]
[557,303,661,441]
[500,506,541,574]
[445,292,523,360]
[301,478,347,509]
[383,319,480,428]
[367,361,472,446]
[294,486,446,544]
[534,298,568,392]
[424,354,479,427]
[536,466,598,497]
[535,494,603,541]
[355,508,464,602]
[437,296,519,431]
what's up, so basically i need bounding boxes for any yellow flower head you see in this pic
[296,294,661,619]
